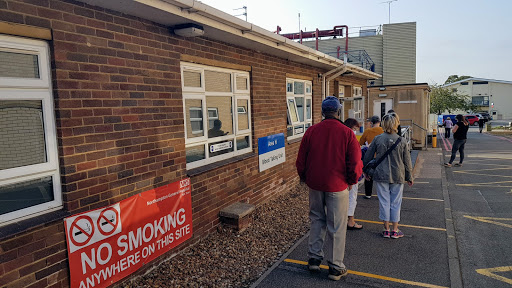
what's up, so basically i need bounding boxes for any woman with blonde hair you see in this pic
[363,113,413,239]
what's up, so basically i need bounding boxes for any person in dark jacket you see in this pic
[296,96,362,281]
[478,117,485,133]
[444,114,469,167]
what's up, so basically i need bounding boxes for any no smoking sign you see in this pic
[65,203,122,253]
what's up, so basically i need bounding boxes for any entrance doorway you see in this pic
[373,99,393,120]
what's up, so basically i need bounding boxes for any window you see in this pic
[189,107,203,134]
[472,96,489,106]
[353,86,362,97]
[181,63,251,169]
[0,35,61,226]
[286,78,313,139]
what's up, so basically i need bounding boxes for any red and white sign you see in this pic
[64,179,192,288]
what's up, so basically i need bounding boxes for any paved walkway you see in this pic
[252,148,457,287]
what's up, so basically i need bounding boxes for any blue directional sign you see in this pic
[258,133,286,172]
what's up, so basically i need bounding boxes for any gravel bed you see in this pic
[126,183,310,288]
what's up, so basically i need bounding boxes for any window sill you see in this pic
[287,137,303,145]
[187,152,256,177]
[0,209,70,241]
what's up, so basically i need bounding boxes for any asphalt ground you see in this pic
[253,148,452,288]
[439,128,512,287]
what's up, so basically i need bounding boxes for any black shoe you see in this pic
[308,258,321,272]
[328,266,348,281]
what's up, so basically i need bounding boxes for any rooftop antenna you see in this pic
[381,0,398,24]
[234,6,247,21]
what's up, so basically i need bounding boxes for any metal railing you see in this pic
[400,119,428,150]
[325,49,375,72]
[400,126,412,151]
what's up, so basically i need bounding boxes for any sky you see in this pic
[198,0,512,85]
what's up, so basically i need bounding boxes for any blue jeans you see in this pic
[449,139,466,164]
[375,182,404,222]
[308,188,348,270]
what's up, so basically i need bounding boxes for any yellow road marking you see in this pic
[357,193,443,202]
[284,259,448,288]
[355,219,446,231]
[456,184,512,188]
[455,167,512,172]
[453,171,512,178]
[464,216,512,229]
[457,180,512,187]
[458,162,511,167]
[476,266,512,285]
[467,154,512,160]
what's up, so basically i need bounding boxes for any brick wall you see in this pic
[0,0,367,287]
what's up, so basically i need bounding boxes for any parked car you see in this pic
[464,115,480,126]
[474,113,489,122]
[477,112,492,121]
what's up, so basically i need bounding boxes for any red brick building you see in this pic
[0,0,379,287]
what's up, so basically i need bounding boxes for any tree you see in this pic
[444,75,471,84]
[430,84,476,115]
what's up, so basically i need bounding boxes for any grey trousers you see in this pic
[308,188,349,270]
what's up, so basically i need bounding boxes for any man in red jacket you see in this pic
[296,96,363,281]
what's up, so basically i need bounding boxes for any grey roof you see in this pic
[443,77,512,87]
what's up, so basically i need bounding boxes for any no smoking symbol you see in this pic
[97,207,119,236]
[70,215,95,247]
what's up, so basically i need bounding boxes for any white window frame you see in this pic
[181,63,252,170]
[353,86,363,97]
[189,107,203,134]
[0,35,61,226]
[287,78,313,141]
[181,66,204,93]
[207,107,219,129]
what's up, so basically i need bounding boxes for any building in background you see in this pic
[302,22,416,86]
[443,78,512,120]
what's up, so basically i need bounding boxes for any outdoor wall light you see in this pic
[173,23,204,37]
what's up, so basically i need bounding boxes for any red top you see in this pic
[296,119,363,192]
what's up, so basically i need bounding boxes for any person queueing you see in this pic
[444,117,453,138]
[387,109,401,136]
[363,113,413,239]
[343,118,364,230]
[444,114,469,167]
[359,115,383,199]
[478,117,485,133]
[296,96,363,281]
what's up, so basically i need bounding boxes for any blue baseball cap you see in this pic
[322,96,341,113]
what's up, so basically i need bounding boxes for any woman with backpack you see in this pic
[444,114,469,167]
[363,113,413,239]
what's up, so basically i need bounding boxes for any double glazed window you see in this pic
[286,79,312,139]
[181,63,251,169]
[0,35,61,226]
